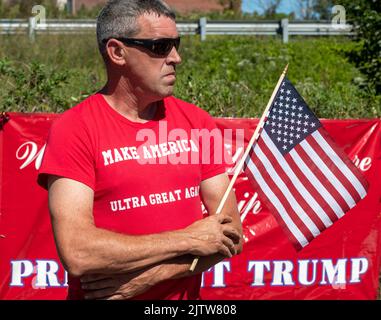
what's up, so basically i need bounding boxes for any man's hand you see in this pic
[80,267,158,300]
[199,173,243,255]
[183,214,241,258]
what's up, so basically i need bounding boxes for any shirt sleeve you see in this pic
[37,113,95,190]
[199,111,228,181]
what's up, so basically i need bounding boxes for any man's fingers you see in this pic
[84,287,117,300]
[222,226,241,242]
[81,274,109,284]
[82,279,114,291]
[218,244,232,258]
[105,294,124,300]
[216,214,232,224]
[222,236,236,256]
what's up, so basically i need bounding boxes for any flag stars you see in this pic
[268,81,322,153]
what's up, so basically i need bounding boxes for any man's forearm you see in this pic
[52,212,239,277]
[62,225,193,277]
[80,253,231,300]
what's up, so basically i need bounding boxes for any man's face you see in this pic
[121,13,182,102]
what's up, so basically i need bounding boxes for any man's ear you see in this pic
[105,39,127,66]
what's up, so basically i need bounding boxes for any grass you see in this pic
[0,34,380,118]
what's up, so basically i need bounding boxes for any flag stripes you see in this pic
[261,131,333,228]
[244,156,309,248]
[292,143,352,215]
[288,148,344,219]
[245,126,368,249]
[312,130,367,199]
[244,77,368,250]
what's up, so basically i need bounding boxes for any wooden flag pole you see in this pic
[189,64,289,272]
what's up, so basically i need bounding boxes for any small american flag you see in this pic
[244,77,369,250]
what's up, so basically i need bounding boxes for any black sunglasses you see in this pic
[104,37,181,56]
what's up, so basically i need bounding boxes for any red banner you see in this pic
[0,113,380,300]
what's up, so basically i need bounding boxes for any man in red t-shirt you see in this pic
[38,0,242,300]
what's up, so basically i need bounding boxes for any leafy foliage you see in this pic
[175,35,380,118]
[0,34,379,118]
[340,0,381,94]
[0,58,70,112]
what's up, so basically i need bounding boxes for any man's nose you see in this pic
[167,46,182,65]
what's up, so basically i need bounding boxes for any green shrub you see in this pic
[0,34,379,118]
[0,58,71,112]
[341,0,381,94]
[175,36,380,118]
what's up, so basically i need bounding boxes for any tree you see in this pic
[219,0,242,15]
[254,0,282,17]
[313,0,333,20]
[296,0,314,19]
[229,0,242,15]
[340,0,381,94]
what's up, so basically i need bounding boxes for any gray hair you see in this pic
[96,0,176,61]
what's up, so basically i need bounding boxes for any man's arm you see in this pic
[48,175,240,277]
[81,173,243,300]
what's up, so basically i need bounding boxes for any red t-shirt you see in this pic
[38,93,227,300]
